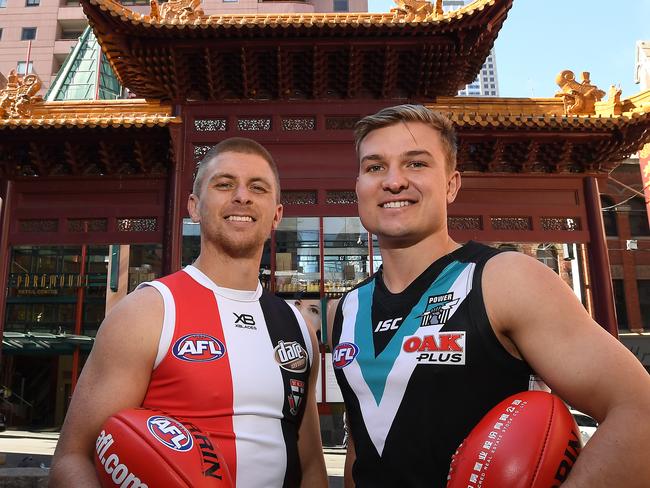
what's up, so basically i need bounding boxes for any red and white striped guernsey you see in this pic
[138,265,314,487]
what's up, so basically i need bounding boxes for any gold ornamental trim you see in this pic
[0,71,43,119]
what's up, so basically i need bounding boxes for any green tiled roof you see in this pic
[45,26,122,101]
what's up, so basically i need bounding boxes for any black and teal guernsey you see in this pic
[331,241,535,487]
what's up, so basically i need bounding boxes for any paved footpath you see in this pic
[0,430,345,486]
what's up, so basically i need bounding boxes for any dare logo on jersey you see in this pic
[146,415,194,452]
[172,333,226,362]
[274,340,308,373]
[333,342,359,369]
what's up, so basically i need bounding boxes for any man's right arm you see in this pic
[49,286,163,487]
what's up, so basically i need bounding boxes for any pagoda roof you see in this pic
[0,99,178,129]
[81,0,512,100]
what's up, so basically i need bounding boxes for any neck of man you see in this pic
[378,232,461,294]
[192,246,262,291]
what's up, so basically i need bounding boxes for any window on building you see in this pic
[21,27,37,40]
[613,279,628,331]
[536,244,559,274]
[638,280,650,329]
[16,61,33,75]
[600,196,618,237]
[629,197,650,237]
[333,0,348,12]
[26,0,39,6]
[0,0,6,7]
[0,28,3,40]
[60,28,83,40]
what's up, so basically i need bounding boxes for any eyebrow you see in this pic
[360,149,433,165]
[208,172,272,187]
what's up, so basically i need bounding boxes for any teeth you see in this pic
[382,201,411,208]
[226,216,253,222]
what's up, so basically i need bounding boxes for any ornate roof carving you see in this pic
[555,70,606,116]
[390,0,443,22]
[0,99,178,129]
[150,0,204,23]
[0,71,43,118]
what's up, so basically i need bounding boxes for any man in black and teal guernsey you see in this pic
[329,105,650,487]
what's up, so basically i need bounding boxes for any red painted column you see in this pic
[0,180,13,363]
[165,118,186,274]
[584,177,618,337]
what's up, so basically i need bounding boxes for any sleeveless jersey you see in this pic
[139,265,313,488]
[332,242,535,487]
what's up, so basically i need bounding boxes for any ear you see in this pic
[446,171,461,205]
[188,193,201,223]
[271,203,283,231]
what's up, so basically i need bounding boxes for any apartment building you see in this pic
[0,0,367,92]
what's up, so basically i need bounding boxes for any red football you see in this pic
[447,391,583,488]
[94,408,233,488]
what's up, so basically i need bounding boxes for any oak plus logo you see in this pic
[274,340,308,373]
[332,342,359,369]
[402,331,466,365]
[172,333,226,362]
[418,293,459,327]
[146,416,194,452]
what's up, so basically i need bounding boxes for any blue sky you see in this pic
[367,0,650,98]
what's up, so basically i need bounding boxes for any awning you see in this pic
[2,331,94,355]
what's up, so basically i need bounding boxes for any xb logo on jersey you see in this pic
[333,342,359,369]
[418,293,459,327]
[172,333,226,362]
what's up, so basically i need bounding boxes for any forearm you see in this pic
[49,454,101,488]
[561,405,650,488]
[299,456,328,488]
[344,438,356,488]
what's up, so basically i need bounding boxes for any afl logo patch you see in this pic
[146,416,193,452]
[172,333,226,362]
[274,340,308,373]
[333,342,359,369]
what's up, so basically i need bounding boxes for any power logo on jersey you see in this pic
[333,342,359,369]
[418,293,459,327]
[147,416,194,452]
[172,333,226,362]
[274,340,308,372]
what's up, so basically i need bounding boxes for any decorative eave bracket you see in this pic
[0,71,43,119]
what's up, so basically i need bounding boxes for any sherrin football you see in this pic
[447,391,583,488]
[94,408,233,488]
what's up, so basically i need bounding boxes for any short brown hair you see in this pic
[354,105,458,172]
[193,137,281,202]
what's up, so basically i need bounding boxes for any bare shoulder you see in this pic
[482,252,589,334]
[96,285,164,349]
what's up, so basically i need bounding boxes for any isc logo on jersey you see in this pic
[332,342,359,369]
[146,416,194,452]
[402,332,466,365]
[274,340,308,372]
[172,333,226,362]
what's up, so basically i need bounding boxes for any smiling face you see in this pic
[355,121,461,248]
[188,151,283,259]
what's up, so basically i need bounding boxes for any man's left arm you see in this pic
[298,325,328,487]
[484,252,650,488]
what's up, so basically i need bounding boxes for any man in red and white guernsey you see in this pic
[50,138,328,487]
